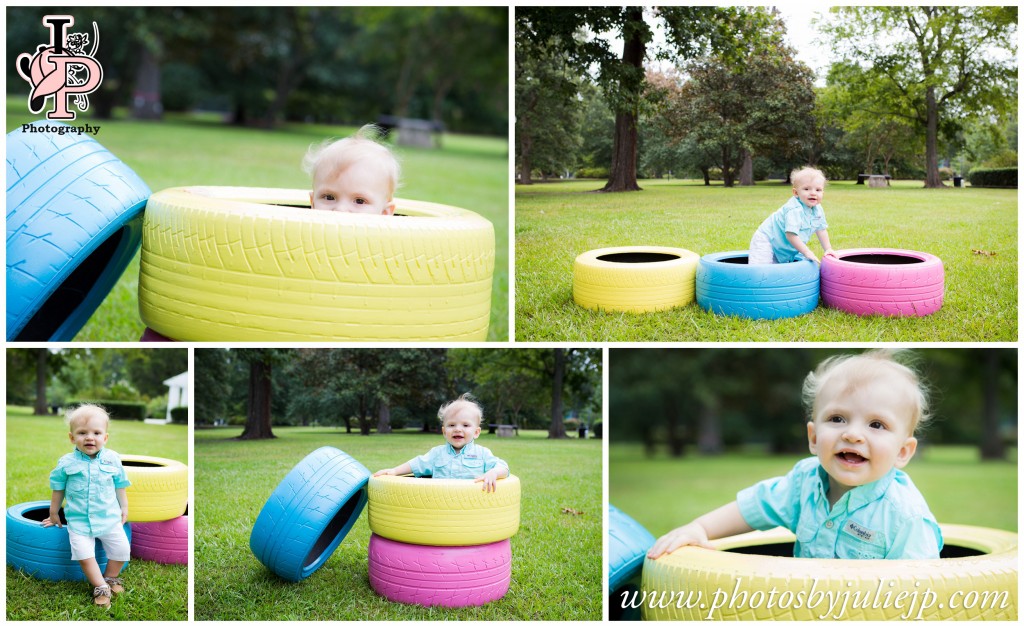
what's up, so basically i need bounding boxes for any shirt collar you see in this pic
[814,462,897,512]
[445,440,477,456]
[72,447,104,461]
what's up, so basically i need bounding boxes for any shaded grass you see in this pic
[515,179,1016,341]
[6,97,509,341]
[194,428,601,620]
[5,406,189,621]
[609,443,1018,538]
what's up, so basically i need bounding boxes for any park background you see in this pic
[6,6,509,341]
[5,348,189,621]
[193,347,602,620]
[609,348,1018,543]
[515,6,1017,341]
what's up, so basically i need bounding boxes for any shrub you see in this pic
[938,167,954,181]
[591,422,603,439]
[170,407,188,424]
[981,151,1018,169]
[967,167,1018,188]
[65,400,147,420]
[575,167,609,179]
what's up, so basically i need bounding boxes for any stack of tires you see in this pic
[123,455,189,566]
[367,474,522,607]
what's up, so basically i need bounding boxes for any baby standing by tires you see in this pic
[304,124,400,215]
[648,349,943,561]
[375,393,510,491]
[749,166,836,265]
[42,404,131,608]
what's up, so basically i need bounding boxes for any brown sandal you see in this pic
[92,585,111,608]
[104,577,124,594]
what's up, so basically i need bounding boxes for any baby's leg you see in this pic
[748,231,777,265]
[77,557,107,588]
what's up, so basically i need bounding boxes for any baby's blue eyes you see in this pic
[826,415,887,429]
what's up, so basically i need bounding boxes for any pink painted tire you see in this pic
[368,534,511,607]
[130,512,188,564]
[820,248,944,317]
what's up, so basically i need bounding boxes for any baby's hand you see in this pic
[646,523,714,559]
[42,512,62,528]
[823,248,837,259]
[373,468,394,477]
[474,469,500,493]
[121,509,129,524]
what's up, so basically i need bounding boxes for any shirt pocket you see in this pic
[795,518,830,558]
[461,457,486,475]
[63,463,89,498]
[837,522,887,559]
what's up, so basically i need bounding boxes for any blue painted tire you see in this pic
[6,121,150,341]
[608,504,655,620]
[696,251,819,320]
[6,501,131,581]
[249,447,370,582]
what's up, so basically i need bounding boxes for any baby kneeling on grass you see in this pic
[43,404,131,608]
[374,393,510,492]
[648,350,942,560]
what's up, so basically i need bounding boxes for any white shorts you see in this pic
[748,230,778,265]
[67,526,131,562]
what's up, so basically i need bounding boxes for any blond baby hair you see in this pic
[438,393,484,427]
[302,124,400,198]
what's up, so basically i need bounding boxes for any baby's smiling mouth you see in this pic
[837,451,867,464]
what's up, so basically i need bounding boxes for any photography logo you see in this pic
[16,15,103,120]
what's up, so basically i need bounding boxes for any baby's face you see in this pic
[69,414,109,457]
[311,160,395,215]
[442,408,481,451]
[792,176,825,207]
[807,372,917,498]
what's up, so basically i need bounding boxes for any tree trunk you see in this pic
[358,395,371,435]
[697,405,722,454]
[547,348,568,438]
[664,393,685,457]
[519,134,533,184]
[34,349,48,416]
[377,402,392,434]
[923,85,944,188]
[600,7,644,193]
[979,351,1004,460]
[739,150,754,186]
[701,166,711,186]
[131,43,162,120]
[238,360,275,440]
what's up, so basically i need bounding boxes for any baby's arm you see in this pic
[42,490,65,527]
[817,229,835,258]
[785,232,820,264]
[474,463,509,493]
[116,487,128,524]
[647,501,753,559]
[373,461,413,477]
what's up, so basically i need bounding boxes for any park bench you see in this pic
[377,114,444,148]
[857,173,892,185]
[487,423,519,437]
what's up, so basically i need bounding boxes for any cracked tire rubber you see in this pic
[368,475,520,546]
[6,501,131,581]
[120,455,188,523]
[368,534,511,607]
[138,186,494,341]
[609,504,656,621]
[696,251,819,320]
[820,248,944,316]
[573,247,700,313]
[6,121,150,341]
[641,524,1017,620]
[130,510,187,564]
[249,447,370,582]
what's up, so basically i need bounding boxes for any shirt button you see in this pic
[825,520,834,529]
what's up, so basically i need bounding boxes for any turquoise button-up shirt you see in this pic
[737,456,942,559]
[49,447,131,537]
[408,441,509,480]
[755,196,829,263]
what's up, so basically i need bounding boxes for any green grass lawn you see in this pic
[609,443,1018,538]
[195,427,601,620]
[6,96,509,341]
[515,178,1017,341]
[5,406,189,621]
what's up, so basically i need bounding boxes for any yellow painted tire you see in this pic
[367,475,520,546]
[641,524,1017,620]
[573,247,699,313]
[120,454,188,523]
[139,186,494,341]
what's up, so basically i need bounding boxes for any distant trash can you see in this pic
[578,426,588,439]
[954,176,963,188]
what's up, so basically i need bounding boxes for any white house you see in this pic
[145,371,189,424]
